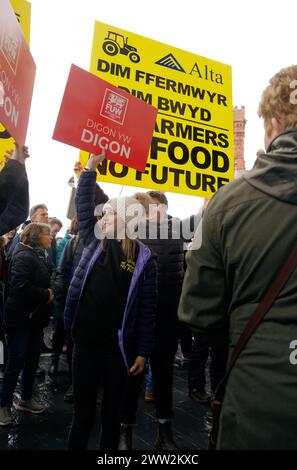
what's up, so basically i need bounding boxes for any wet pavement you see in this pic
[0,353,211,450]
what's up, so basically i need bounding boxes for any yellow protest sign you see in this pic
[9,0,31,43]
[0,0,31,170]
[80,21,234,198]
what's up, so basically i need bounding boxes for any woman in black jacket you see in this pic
[0,223,54,426]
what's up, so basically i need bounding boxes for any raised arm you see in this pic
[75,152,109,246]
[0,145,29,235]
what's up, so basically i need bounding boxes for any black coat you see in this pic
[4,243,51,329]
[0,160,29,236]
[138,217,185,305]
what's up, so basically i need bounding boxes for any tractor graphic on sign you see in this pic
[102,31,140,63]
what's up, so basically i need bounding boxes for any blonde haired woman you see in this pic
[64,152,157,450]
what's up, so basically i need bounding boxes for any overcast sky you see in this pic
[24,0,296,232]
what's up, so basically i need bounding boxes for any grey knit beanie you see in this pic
[104,196,146,226]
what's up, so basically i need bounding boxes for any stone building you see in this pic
[233,106,246,176]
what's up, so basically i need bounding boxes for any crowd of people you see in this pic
[0,64,297,450]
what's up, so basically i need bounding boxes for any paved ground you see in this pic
[0,353,211,450]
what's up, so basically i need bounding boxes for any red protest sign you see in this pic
[0,0,36,145]
[53,64,158,172]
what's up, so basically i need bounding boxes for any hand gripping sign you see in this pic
[53,64,158,172]
[0,0,36,146]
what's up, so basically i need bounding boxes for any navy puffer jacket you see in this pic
[64,170,157,371]
[137,218,185,305]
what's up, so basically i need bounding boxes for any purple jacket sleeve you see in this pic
[136,256,157,357]
[75,170,109,246]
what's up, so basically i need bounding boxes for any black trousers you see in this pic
[120,373,144,424]
[67,341,127,450]
[150,329,178,420]
[51,317,66,363]
[51,318,73,375]
[188,332,227,393]
[121,302,179,423]
[151,301,179,419]
[178,323,192,359]
[0,328,43,407]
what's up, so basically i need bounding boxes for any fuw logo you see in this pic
[155,53,185,73]
[100,89,128,125]
[0,27,21,75]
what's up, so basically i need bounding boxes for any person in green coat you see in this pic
[178,65,297,450]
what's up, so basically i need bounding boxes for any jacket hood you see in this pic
[243,129,297,203]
